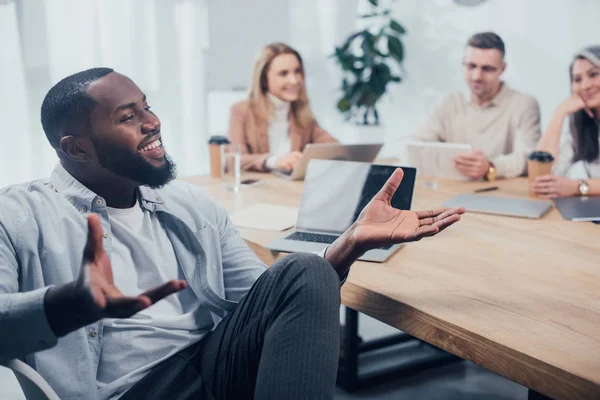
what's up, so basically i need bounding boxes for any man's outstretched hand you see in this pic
[45,214,187,337]
[325,168,465,277]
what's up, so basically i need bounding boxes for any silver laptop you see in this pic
[553,196,600,221]
[267,159,417,262]
[273,143,383,181]
[444,194,552,219]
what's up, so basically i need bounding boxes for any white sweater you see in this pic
[265,93,291,170]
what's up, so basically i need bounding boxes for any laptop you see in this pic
[267,159,417,262]
[273,143,383,181]
[444,194,552,219]
[405,141,472,181]
[553,196,600,221]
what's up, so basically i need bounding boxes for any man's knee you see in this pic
[270,252,340,295]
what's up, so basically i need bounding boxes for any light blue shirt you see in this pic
[98,203,213,399]
[0,164,267,400]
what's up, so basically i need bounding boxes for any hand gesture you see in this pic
[78,214,187,319]
[351,168,465,252]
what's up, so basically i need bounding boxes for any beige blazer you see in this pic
[228,99,337,171]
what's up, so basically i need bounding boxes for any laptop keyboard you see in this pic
[286,232,392,250]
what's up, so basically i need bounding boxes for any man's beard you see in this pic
[92,138,177,188]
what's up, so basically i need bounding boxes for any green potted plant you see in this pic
[332,0,406,125]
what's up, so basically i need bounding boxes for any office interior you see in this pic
[1,0,598,399]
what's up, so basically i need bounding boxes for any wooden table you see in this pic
[183,171,600,400]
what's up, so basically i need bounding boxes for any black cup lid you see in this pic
[208,135,230,145]
[528,151,554,162]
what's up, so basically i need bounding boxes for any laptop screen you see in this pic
[296,160,416,234]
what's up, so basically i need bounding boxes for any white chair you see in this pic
[0,359,60,400]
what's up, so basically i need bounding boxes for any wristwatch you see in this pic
[485,164,497,182]
[578,179,590,196]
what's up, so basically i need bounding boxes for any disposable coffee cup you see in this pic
[527,151,554,197]
[208,136,230,179]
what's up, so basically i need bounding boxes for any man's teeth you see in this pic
[141,139,161,152]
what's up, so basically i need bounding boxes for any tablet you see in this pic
[405,141,472,181]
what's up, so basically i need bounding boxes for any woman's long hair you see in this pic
[570,45,600,163]
[248,43,315,129]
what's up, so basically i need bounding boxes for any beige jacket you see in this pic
[228,99,337,171]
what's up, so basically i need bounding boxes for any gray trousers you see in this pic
[121,253,341,400]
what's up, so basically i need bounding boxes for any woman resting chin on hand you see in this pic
[532,45,600,198]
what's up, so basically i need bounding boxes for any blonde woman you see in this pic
[533,46,600,198]
[228,43,337,172]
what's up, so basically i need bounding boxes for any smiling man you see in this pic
[410,32,541,180]
[0,68,464,400]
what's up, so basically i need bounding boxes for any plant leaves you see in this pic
[349,82,369,105]
[337,97,352,112]
[390,20,406,34]
[361,36,376,65]
[368,0,378,6]
[369,64,391,96]
[387,36,404,64]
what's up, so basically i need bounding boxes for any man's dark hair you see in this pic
[467,32,505,58]
[41,67,114,148]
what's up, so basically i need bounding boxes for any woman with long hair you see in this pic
[228,43,337,172]
[532,46,600,197]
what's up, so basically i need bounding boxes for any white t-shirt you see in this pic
[97,202,213,400]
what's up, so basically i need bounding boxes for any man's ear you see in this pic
[59,135,89,162]
[499,61,507,75]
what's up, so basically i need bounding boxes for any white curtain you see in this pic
[0,0,209,188]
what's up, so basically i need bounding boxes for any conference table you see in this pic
[183,166,600,400]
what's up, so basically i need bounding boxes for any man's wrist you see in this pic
[484,161,496,181]
[325,223,364,277]
[44,281,97,337]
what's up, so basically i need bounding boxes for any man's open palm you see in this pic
[79,214,187,319]
[352,169,465,251]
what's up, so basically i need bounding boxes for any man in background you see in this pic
[410,32,541,181]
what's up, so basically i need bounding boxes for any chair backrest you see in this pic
[1,359,60,400]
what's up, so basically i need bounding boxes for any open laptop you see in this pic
[273,143,383,181]
[267,159,417,262]
[553,196,600,221]
[405,141,472,181]
[444,194,552,219]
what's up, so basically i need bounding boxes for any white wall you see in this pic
[206,0,291,90]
